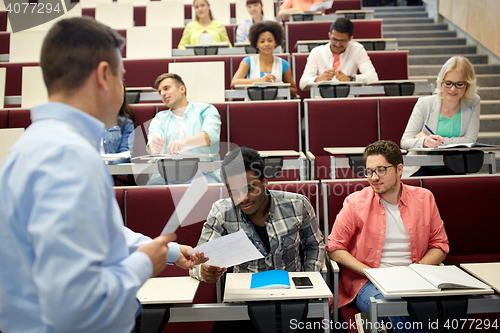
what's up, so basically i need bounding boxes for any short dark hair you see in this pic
[40,17,124,95]
[248,21,284,49]
[221,147,265,183]
[363,140,403,166]
[246,0,262,5]
[154,73,187,96]
[330,17,354,38]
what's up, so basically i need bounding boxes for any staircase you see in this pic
[368,5,500,171]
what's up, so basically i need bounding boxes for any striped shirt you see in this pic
[190,190,325,280]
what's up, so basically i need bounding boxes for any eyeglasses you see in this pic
[442,80,466,89]
[364,165,394,178]
[331,37,348,45]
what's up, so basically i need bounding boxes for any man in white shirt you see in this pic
[299,17,379,90]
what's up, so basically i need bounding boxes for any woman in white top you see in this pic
[235,0,270,43]
[231,21,297,97]
[400,56,480,177]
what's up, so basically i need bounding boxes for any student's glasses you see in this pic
[364,166,394,178]
[442,80,466,89]
[330,37,348,45]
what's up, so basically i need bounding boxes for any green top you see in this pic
[429,109,462,170]
[436,109,462,138]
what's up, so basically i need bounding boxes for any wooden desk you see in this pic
[295,38,397,53]
[227,82,292,100]
[461,262,500,293]
[224,271,333,333]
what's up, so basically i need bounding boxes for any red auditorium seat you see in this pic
[0,110,8,128]
[227,100,302,181]
[305,98,378,179]
[367,51,409,80]
[267,180,321,221]
[325,0,361,14]
[379,97,418,144]
[8,109,31,129]
[123,58,173,88]
[0,32,9,55]
[0,11,7,32]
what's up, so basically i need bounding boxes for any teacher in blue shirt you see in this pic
[0,17,205,333]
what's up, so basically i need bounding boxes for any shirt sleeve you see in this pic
[326,196,358,253]
[426,192,450,254]
[178,22,195,50]
[353,44,379,84]
[282,58,291,75]
[200,104,222,145]
[400,97,428,149]
[299,47,321,90]
[26,147,152,332]
[189,203,226,281]
[300,196,325,272]
[280,0,294,9]
[235,21,247,43]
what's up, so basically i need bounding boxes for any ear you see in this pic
[348,35,353,42]
[95,61,112,92]
[328,32,331,39]
[180,85,186,95]
[396,163,404,178]
[262,176,268,188]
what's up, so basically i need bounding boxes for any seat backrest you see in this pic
[0,32,9,55]
[8,109,31,129]
[305,98,378,156]
[325,0,361,14]
[228,100,301,151]
[146,1,184,27]
[21,67,48,109]
[129,104,158,157]
[133,5,146,26]
[0,11,7,32]
[169,61,226,102]
[379,97,418,145]
[292,53,308,99]
[285,20,382,53]
[95,3,134,29]
[126,26,172,59]
[0,110,7,128]
[421,176,500,257]
[1,62,39,97]
[212,102,228,153]
[367,51,409,80]
[123,58,173,88]
[0,67,5,109]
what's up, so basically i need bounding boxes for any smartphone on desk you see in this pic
[292,277,313,289]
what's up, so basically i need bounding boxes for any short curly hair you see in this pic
[248,21,284,49]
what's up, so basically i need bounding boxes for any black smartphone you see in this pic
[292,277,313,288]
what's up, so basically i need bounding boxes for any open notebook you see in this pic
[364,264,490,294]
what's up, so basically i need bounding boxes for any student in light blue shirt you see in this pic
[147,73,222,184]
[235,0,271,43]
[0,17,205,333]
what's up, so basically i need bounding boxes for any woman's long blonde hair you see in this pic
[194,0,214,22]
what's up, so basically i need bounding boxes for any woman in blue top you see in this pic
[103,85,136,185]
[401,56,480,176]
[231,21,297,97]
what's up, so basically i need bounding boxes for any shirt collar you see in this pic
[166,102,192,118]
[31,102,105,151]
[373,181,408,206]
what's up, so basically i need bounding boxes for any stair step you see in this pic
[481,101,500,115]
[480,114,500,132]
[478,132,500,139]
[409,54,488,65]
[397,37,466,47]
[367,6,426,12]
[401,45,477,55]
[383,23,448,32]
[374,12,429,18]
[478,87,500,100]
[409,65,500,77]
[384,30,457,38]
[380,18,434,25]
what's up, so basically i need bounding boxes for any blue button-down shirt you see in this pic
[0,102,156,333]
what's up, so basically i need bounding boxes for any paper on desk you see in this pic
[160,171,209,235]
[310,0,333,11]
[187,229,264,268]
[101,151,131,161]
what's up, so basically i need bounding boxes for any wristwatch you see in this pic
[349,74,356,82]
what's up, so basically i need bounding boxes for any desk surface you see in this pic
[234,83,291,89]
[259,150,300,157]
[223,271,332,302]
[324,147,407,155]
[137,277,200,304]
[461,262,500,293]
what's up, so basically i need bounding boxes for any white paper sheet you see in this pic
[187,229,264,268]
[160,171,209,235]
[101,151,131,161]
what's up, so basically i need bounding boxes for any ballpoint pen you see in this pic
[424,125,435,135]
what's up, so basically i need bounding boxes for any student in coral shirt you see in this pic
[278,0,323,19]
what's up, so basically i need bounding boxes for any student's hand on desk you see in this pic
[138,234,176,277]
[175,245,209,269]
[423,134,444,148]
[316,70,335,82]
[335,70,350,82]
[259,74,277,83]
[167,139,187,154]
[201,263,227,283]
[415,131,427,139]
[150,136,166,154]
